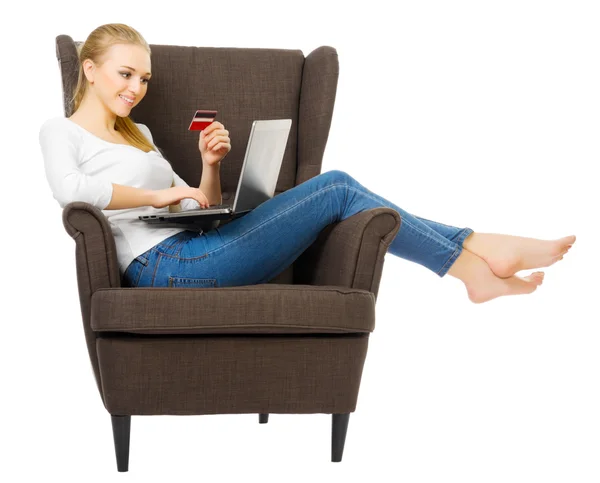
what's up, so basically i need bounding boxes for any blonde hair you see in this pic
[72,24,180,209]
[70,23,157,154]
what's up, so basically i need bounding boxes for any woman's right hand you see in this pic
[151,186,210,209]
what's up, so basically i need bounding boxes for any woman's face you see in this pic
[84,43,152,116]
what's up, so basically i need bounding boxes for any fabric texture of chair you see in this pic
[55,34,401,471]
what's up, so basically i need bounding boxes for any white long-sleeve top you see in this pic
[39,116,201,275]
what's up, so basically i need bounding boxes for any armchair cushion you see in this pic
[91,284,375,335]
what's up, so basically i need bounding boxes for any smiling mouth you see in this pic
[119,95,135,105]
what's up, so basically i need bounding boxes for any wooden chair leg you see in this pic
[331,413,350,462]
[259,413,269,424]
[111,415,131,472]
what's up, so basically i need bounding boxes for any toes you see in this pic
[528,272,544,285]
[525,271,544,281]
[524,275,542,286]
[519,274,543,289]
[554,237,575,256]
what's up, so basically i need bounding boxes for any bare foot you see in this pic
[447,247,545,304]
[467,269,545,304]
[463,233,576,278]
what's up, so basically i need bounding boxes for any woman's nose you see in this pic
[129,82,143,95]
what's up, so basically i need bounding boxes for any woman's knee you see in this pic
[321,169,354,186]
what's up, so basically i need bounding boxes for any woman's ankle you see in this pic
[446,247,487,285]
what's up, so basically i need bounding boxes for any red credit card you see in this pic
[188,109,218,131]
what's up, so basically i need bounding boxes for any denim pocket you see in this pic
[123,254,150,287]
[168,276,216,288]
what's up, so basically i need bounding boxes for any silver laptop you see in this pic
[139,119,292,226]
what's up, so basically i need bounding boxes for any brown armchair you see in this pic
[55,34,401,472]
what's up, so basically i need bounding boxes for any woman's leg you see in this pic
[412,215,472,245]
[133,170,475,289]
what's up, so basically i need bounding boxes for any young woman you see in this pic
[40,23,575,304]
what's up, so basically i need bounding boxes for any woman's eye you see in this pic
[120,72,149,83]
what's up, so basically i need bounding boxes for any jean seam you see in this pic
[159,252,210,261]
[437,245,460,276]
[417,216,456,230]
[133,263,145,287]
[173,237,191,256]
[400,218,458,251]
[167,237,187,256]
[155,233,187,252]
[436,228,473,276]
[150,253,162,286]
[454,227,474,248]
[168,276,217,287]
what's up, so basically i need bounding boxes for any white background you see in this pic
[1,0,598,481]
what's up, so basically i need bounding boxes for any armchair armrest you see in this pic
[293,207,401,300]
[62,201,121,291]
[61,201,121,400]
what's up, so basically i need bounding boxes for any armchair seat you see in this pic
[91,284,375,335]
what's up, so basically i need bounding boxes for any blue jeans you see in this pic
[122,170,474,288]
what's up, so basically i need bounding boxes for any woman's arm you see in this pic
[40,120,114,209]
[103,183,156,210]
[138,122,223,207]
[199,163,222,206]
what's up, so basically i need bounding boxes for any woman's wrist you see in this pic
[202,159,221,169]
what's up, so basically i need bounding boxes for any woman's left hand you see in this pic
[199,122,231,167]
